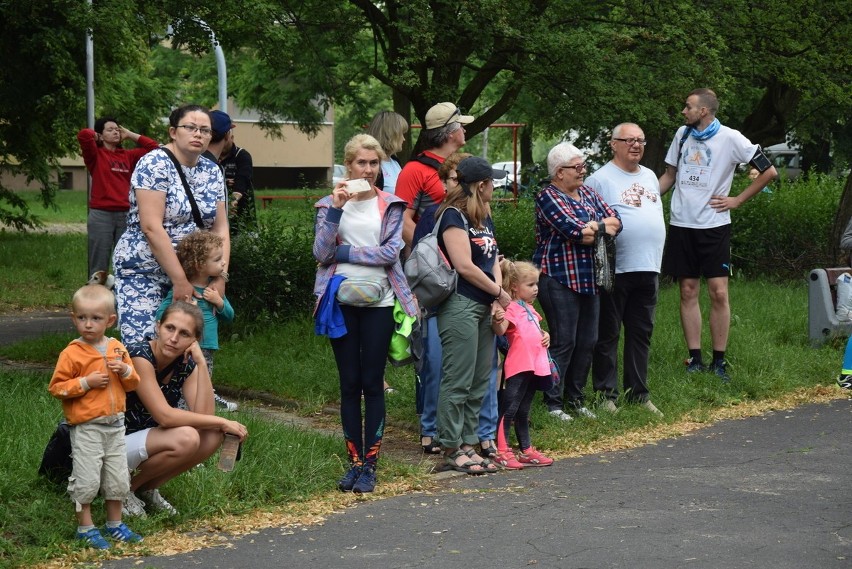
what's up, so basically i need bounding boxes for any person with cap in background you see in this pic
[203,110,234,163]
[433,155,511,475]
[395,103,474,456]
[195,108,241,411]
[396,102,473,248]
[218,124,257,234]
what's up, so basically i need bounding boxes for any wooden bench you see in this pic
[257,195,323,208]
[808,267,852,346]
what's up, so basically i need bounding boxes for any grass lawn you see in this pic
[0,194,848,567]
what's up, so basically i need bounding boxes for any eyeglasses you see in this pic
[612,137,647,146]
[559,162,587,173]
[442,106,463,128]
[176,124,213,137]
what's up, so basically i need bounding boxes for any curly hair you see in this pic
[176,230,223,279]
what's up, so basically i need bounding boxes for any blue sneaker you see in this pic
[76,527,110,550]
[352,464,377,494]
[685,357,705,373]
[104,522,143,543]
[338,464,362,492]
[710,360,731,383]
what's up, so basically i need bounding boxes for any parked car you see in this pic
[492,160,522,190]
[332,164,347,185]
[765,143,801,180]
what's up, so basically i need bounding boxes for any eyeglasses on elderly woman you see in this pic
[558,162,587,173]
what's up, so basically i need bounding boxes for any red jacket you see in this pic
[77,129,160,211]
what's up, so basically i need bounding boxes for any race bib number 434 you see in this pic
[679,164,711,190]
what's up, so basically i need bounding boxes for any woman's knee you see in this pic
[154,426,202,455]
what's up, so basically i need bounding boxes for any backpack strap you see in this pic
[412,153,442,171]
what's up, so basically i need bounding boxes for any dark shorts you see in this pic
[663,224,731,279]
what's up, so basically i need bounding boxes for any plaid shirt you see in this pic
[533,183,621,295]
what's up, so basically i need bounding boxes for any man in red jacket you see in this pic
[77,118,160,280]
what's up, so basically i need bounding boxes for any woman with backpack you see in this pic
[434,156,511,474]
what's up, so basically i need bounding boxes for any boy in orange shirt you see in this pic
[49,284,142,549]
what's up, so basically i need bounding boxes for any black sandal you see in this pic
[444,449,487,475]
[421,436,441,455]
[464,448,498,473]
[479,440,497,459]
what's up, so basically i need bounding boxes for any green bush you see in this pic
[731,172,843,278]
[228,206,318,325]
[492,197,537,260]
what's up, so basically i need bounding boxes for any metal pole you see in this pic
[192,18,227,111]
[86,0,94,206]
[86,0,94,129]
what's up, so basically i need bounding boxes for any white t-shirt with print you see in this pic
[586,162,665,274]
[665,125,758,229]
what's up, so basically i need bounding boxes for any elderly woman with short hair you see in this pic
[534,142,621,422]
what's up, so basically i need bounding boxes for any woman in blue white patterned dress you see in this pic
[113,105,229,345]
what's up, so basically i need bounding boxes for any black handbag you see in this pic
[38,421,72,484]
[594,226,615,293]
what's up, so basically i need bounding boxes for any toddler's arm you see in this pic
[492,305,508,335]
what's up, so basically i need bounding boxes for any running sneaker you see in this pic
[76,527,110,549]
[599,399,618,413]
[548,409,573,422]
[138,489,178,516]
[838,374,852,390]
[685,357,705,373]
[103,522,143,543]
[121,492,147,518]
[709,360,731,383]
[492,449,524,470]
[214,392,239,412]
[352,464,377,494]
[338,464,362,492]
[518,447,554,467]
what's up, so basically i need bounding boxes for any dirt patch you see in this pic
[0,222,86,234]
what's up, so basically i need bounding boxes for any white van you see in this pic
[492,161,522,190]
[765,143,801,179]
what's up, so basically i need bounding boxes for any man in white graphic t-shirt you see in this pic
[587,123,665,416]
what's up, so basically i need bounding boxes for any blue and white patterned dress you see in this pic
[113,148,225,344]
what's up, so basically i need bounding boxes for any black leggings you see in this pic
[330,305,395,466]
[498,371,538,451]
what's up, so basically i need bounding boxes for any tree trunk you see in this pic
[831,170,852,263]
[393,91,412,164]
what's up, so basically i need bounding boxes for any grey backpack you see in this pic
[404,207,467,308]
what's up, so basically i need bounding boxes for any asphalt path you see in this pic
[102,398,852,569]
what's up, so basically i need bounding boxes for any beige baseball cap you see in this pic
[424,102,474,130]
